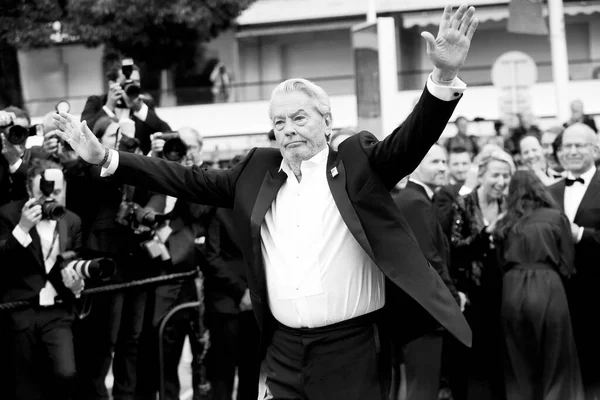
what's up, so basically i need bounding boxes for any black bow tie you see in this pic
[565,177,585,186]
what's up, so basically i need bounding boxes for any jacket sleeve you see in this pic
[112,147,257,208]
[358,85,461,190]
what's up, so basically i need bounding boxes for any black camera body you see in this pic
[31,197,66,220]
[0,121,37,152]
[55,251,116,281]
[116,58,141,109]
[159,132,188,162]
[30,174,66,221]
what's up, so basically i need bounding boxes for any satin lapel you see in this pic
[326,157,376,262]
[250,169,287,241]
[58,218,68,253]
[575,170,600,221]
[28,227,45,270]
[555,181,566,211]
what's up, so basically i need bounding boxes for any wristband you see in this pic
[96,146,110,167]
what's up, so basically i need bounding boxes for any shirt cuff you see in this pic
[426,74,467,102]
[12,225,32,248]
[576,226,584,243]
[133,102,148,122]
[102,105,116,118]
[9,158,23,174]
[100,149,120,177]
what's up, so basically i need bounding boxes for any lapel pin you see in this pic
[331,167,338,177]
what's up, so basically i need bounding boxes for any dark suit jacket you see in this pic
[81,94,171,155]
[0,199,82,328]
[106,86,472,357]
[392,181,460,305]
[433,182,463,238]
[204,207,248,314]
[0,154,29,206]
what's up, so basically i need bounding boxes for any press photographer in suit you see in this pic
[0,159,84,400]
[54,6,478,399]
[135,127,216,400]
[80,57,171,155]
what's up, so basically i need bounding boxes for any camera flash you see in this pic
[44,169,63,182]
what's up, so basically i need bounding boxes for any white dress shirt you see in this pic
[12,220,60,305]
[100,74,467,327]
[261,148,385,328]
[564,166,596,242]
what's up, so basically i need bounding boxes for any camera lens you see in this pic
[7,125,28,146]
[163,138,188,162]
[42,201,66,220]
[124,83,141,99]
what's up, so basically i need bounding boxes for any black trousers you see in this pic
[74,288,147,400]
[206,310,261,400]
[403,331,444,400]
[261,311,390,400]
[5,304,76,400]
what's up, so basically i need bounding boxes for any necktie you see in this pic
[565,177,584,186]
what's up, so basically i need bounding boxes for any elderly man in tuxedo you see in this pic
[54,5,478,399]
[549,123,600,398]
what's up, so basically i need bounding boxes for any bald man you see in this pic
[549,123,600,398]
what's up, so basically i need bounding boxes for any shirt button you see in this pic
[454,92,460,97]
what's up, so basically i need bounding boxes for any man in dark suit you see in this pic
[54,5,478,399]
[433,146,474,237]
[0,107,32,206]
[203,156,261,400]
[392,144,463,400]
[80,59,171,154]
[0,159,84,400]
[549,123,600,398]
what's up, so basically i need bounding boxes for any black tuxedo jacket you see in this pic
[81,94,171,155]
[0,199,82,328]
[107,86,472,355]
[392,181,460,305]
[433,182,463,238]
[204,207,249,314]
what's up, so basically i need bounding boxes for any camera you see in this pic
[0,120,37,152]
[116,58,141,109]
[158,132,188,162]
[55,251,116,281]
[31,173,66,220]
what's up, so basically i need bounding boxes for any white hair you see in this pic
[268,78,332,121]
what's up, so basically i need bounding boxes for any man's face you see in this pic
[179,129,203,166]
[271,91,330,165]
[561,126,596,175]
[519,136,544,167]
[540,131,558,160]
[30,171,64,204]
[447,151,471,183]
[416,145,447,187]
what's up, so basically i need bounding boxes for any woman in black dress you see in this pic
[450,148,515,400]
[493,170,583,400]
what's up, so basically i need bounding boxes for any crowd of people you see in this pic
[0,4,599,400]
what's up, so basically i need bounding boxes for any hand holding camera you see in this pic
[1,132,25,165]
[18,198,43,233]
[150,132,165,157]
[105,83,125,113]
[60,266,85,298]
[42,130,61,155]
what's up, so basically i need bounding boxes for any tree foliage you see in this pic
[0,0,255,69]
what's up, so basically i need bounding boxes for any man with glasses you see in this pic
[549,123,600,398]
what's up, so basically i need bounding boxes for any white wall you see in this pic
[18,44,104,118]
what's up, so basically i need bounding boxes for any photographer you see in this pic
[63,116,151,400]
[136,127,216,400]
[81,57,171,155]
[0,107,33,206]
[0,159,83,400]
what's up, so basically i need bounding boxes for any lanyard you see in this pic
[43,224,60,263]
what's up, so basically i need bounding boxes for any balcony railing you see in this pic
[24,58,600,118]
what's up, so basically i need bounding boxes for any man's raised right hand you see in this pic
[53,112,105,165]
